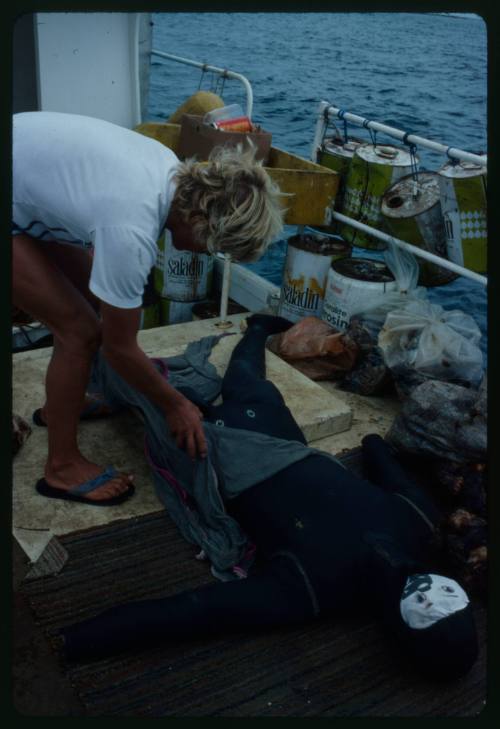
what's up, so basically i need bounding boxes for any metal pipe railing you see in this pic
[130,14,143,126]
[151,50,253,118]
[332,211,487,286]
[312,101,487,168]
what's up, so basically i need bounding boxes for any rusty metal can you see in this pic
[438,160,487,273]
[381,171,457,287]
[341,143,419,250]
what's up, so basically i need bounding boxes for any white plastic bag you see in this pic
[378,298,484,387]
[354,241,427,338]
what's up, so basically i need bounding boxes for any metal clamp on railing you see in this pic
[151,50,253,119]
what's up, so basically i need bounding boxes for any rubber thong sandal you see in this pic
[33,395,120,428]
[35,467,135,506]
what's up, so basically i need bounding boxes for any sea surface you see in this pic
[147,12,487,357]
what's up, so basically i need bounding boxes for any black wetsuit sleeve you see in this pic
[62,556,315,662]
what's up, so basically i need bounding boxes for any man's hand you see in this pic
[165,395,208,460]
[100,301,208,460]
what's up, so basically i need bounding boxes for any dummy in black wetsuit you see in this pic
[62,316,477,680]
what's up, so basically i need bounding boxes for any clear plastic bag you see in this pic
[378,298,484,387]
[354,241,427,339]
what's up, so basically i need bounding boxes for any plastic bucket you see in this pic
[154,230,213,302]
[438,160,487,273]
[341,144,418,250]
[381,172,457,287]
[321,257,397,331]
[278,233,351,323]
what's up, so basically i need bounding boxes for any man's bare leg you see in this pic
[13,234,132,501]
[32,241,116,424]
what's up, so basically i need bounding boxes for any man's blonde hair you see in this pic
[173,142,285,262]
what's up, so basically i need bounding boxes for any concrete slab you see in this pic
[12,314,353,565]
[311,382,400,457]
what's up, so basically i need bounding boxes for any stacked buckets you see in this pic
[153,230,213,325]
[305,136,488,334]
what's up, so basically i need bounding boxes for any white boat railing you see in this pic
[312,101,487,167]
[151,50,253,118]
[331,212,487,287]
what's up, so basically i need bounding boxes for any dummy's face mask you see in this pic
[400,574,469,630]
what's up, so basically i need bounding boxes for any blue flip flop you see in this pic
[35,467,135,506]
[33,397,120,427]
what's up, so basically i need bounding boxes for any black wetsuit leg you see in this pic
[209,315,307,443]
[221,316,292,403]
[62,555,314,662]
[361,434,440,527]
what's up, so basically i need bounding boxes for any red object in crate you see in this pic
[214,116,253,133]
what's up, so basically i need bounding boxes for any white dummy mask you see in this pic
[400,573,469,630]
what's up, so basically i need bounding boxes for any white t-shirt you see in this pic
[13,111,180,308]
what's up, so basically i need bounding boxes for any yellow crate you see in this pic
[135,122,339,226]
[265,147,339,225]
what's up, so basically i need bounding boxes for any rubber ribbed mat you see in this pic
[19,452,487,718]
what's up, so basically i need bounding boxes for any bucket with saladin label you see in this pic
[321,257,397,331]
[159,298,197,325]
[278,233,351,323]
[317,136,364,232]
[154,229,213,302]
[154,229,214,326]
[437,160,487,273]
[341,144,419,250]
[381,171,457,287]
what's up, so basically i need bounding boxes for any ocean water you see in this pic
[147,12,487,356]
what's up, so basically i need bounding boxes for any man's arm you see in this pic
[100,301,208,459]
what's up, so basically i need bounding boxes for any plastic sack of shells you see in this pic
[387,376,487,463]
[378,298,484,389]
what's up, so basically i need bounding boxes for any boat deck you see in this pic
[13,314,398,569]
[13,315,485,718]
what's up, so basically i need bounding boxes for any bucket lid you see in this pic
[438,159,487,179]
[323,136,364,159]
[332,257,395,283]
[356,143,417,167]
[381,172,440,218]
[288,233,351,256]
